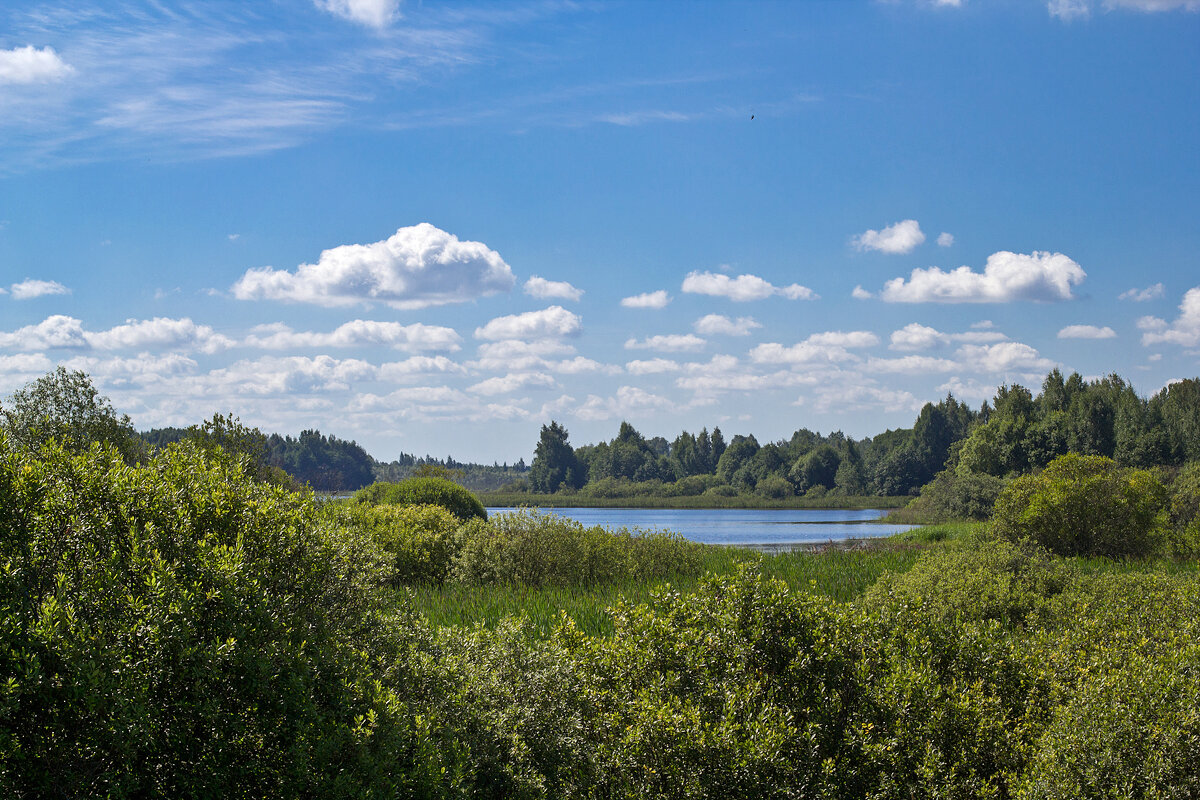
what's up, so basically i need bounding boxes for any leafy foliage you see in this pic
[991,454,1167,558]
[356,476,487,521]
[1,367,142,463]
[0,436,455,797]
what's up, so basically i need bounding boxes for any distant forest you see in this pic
[137,368,1200,498]
[518,369,1200,506]
[138,426,528,492]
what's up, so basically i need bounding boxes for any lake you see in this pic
[485,507,917,549]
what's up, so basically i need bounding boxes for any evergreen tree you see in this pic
[529,421,584,492]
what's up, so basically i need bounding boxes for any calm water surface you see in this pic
[486,507,917,547]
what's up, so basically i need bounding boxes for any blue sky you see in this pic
[1,0,1198,462]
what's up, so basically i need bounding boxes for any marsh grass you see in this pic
[403,531,943,636]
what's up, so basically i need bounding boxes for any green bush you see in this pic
[333,503,461,584]
[356,476,487,521]
[451,510,704,587]
[0,437,455,797]
[1166,461,1200,558]
[991,454,1167,558]
[862,538,1077,630]
[890,466,1006,524]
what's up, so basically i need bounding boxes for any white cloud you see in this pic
[0,315,231,353]
[204,355,377,395]
[1119,283,1164,302]
[467,339,576,372]
[624,334,707,352]
[1058,324,1116,339]
[468,372,557,396]
[937,232,955,247]
[880,251,1085,303]
[62,353,199,384]
[971,320,995,329]
[10,279,70,300]
[675,355,815,395]
[937,377,997,401]
[377,356,466,382]
[474,306,582,341]
[232,223,515,310]
[87,317,234,354]
[1140,287,1200,347]
[750,330,877,366]
[1053,0,1200,17]
[1049,0,1093,17]
[681,271,816,302]
[524,276,583,302]
[620,290,671,309]
[349,386,530,424]
[315,0,402,28]
[554,357,615,375]
[956,342,1056,373]
[851,219,926,254]
[625,358,681,375]
[244,320,461,352]
[804,379,923,414]
[574,386,676,421]
[851,285,873,300]
[0,46,74,85]
[889,322,1008,351]
[693,314,761,336]
[865,355,958,374]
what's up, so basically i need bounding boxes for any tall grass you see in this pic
[402,534,936,636]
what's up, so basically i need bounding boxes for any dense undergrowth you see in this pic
[4,437,1200,798]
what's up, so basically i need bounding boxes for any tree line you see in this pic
[524,368,1200,501]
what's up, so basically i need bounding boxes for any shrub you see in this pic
[890,466,1006,524]
[356,476,487,521]
[862,538,1078,630]
[703,483,738,497]
[755,474,794,499]
[451,510,704,587]
[332,503,461,584]
[991,454,1167,558]
[0,437,455,797]
[1165,461,1200,558]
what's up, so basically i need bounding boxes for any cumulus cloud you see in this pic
[620,290,671,309]
[1119,283,1164,302]
[880,251,1085,303]
[808,383,923,414]
[467,339,576,372]
[624,334,706,352]
[889,322,1008,351]
[1052,0,1200,18]
[474,306,581,341]
[625,358,681,375]
[937,232,955,247]
[349,387,529,424]
[468,372,557,396]
[232,223,515,310]
[750,330,877,366]
[1058,324,1116,339]
[315,0,402,27]
[0,46,74,84]
[524,276,583,302]
[693,314,761,336]
[851,286,873,300]
[865,355,958,374]
[0,315,232,353]
[574,386,676,421]
[244,320,461,352]
[956,342,1056,373]
[10,279,70,299]
[204,355,377,395]
[675,355,815,396]
[851,219,926,254]
[937,376,998,401]
[1139,287,1200,347]
[681,271,815,302]
[377,356,466,382]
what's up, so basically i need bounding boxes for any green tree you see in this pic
[529,420,585,492]
[0,367,142,463]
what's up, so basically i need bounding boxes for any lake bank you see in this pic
[477,492,911,510]
[485,506,919,549]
